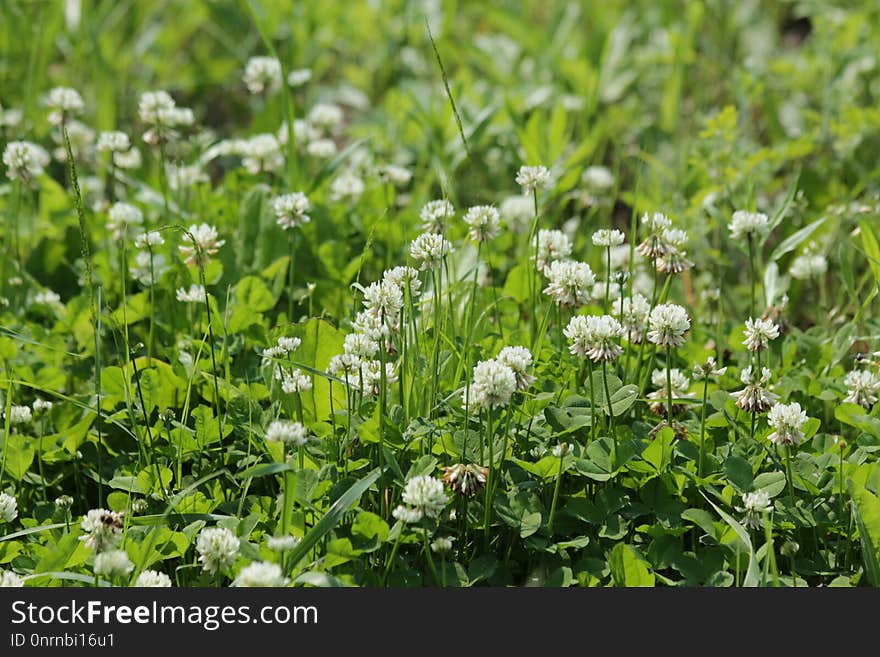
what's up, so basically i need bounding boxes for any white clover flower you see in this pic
[441,463,488,497]
[743,317,779,352]
[7,405,32,425]
[233,561,289,587]
[383,266,421,297]
[281,369,312,394]
[268,534,300,551]
[582,165,614,191]
[0,492,18,523]
[731,366,778,413]
[843,370,880,409]
[552,442,575,458]
[243,56,282,95]
[166,163,207,191]
[737,491,774,530]
[130,250,167,286]
[420,199,455,233]
[307,103,344,130]
[106,202,143,239]
[134,231,165,248]
[134,570,172,587]
[114,147,142,169]
[44,86,84,124]
[351,310,391,342]
[543,260,595,307]
[533,229,572,273]
[287,68,312,87]
[569,314,624,362]
[327,353,363,380]
[401,475,448,519]
[591,279,621,303]
[3,141,50,185]
[515,164,551,193]
[378,164,412,186]
[0,570,24,587]
[499,195,533,231]
[647,303,690,348]
[767,402,809,447]
[362,280,404,319]
[729,210,770,240]
[465,359,517,409]
[609,244,635,270]
[497,346,535,390]
[34,290,62,307]
[620,293,651,342]
[0,107,22,128]
[265,420,309,446]
[654,228,693,274]
[591,229,626,247]
[329,170,364,202]
[80,509,124,552]
[179,223,225,266]
[138,90,176,125]
[410,232,453,269]
[276,336,301,353]
[51,120,94,163]
[636,212,673,260]
[462,205,501,243]
[97,130,130,153]
[32,398,54,414]
[641,212,672,234]
[94,549,133,579]
[391,505,423,523]
[356,360,398,397]
[790,251,827,280]
[272,192,311,230]
[647,368,691,414]
[175,284,206,303]
[241,133,284,174]
[307,138,337,159]
[196,527,239,574]
[693,357,728,380]
[430,537,454,554]
[344,333,379,358]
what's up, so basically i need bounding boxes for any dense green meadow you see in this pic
[1,0,879,587]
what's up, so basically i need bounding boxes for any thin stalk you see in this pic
[602,359,616,462]
[698,375,709,477]
[147,245,156,364]
[287,232,296,320]
[528,189,540,343]
[482,407,495,548]
[587,359,597,442]
[604,245,611,314]
[547,450,565,534]
[37,418,47,502]
[747,234,756,319]
[665,345,674,429]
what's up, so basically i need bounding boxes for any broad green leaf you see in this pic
[609,543,655,587]
[702,492,759,587]
[850,483,880,586]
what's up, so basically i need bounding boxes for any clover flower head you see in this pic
[420,199,455,233]
[243,56,282,95]
[515,165,551,193]
[463,205,501,242]
[647,303,691,347]
[743,317,779,352]
[767,402,809,447]
[195,527,239,574]
[464,359,517,409]
[729,210,770,240]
